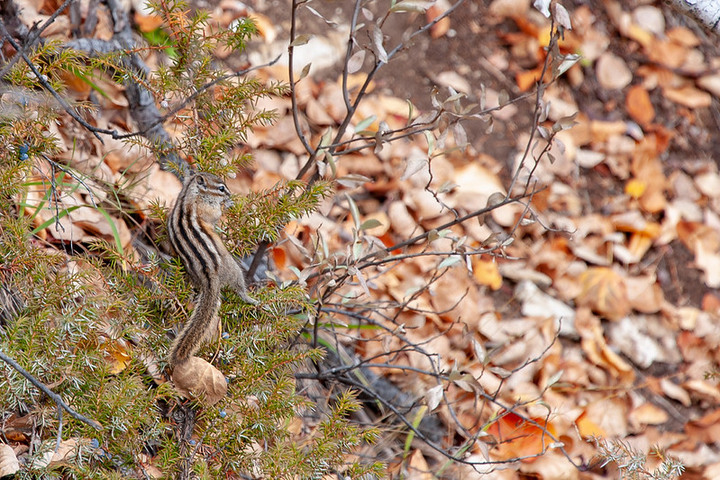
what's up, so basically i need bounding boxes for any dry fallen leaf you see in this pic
[427,4,451,39]
[472,257,502,290]
[406,449,433,480]
[100,337,132,375]
[663,85,712,108]
[631,402,668,426]
[487,410,557,462]
[172,357,228,406]
[625,85,655,126]
[575,410,607,439]
[0,444,19,477]
[575,267,631,321]
[596,52,632,90]
[694,240,720,288]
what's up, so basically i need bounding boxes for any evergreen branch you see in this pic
[0,350,103,430]
[0,19,111,141]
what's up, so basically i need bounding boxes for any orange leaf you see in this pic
[427,5,450,39]
[576,267,630,321]
[102,338,132,375]
[575,410,607,438]
[516,66,546,92]
[134,13,165,33]
[667,26,700,47]
[271,247,287,270]
[487,411,557,462]
[625,85,655,126]
[472,258,502,290]
[627,233,654,265]
[625,23,653,48]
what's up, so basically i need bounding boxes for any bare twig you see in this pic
[0,0,75,79]
[288,0,315,157]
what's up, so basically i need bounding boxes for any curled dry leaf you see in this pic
[694,241,720,288]
[29,438,91,469]
[0,443,19,476]
[575,409,607,439]
[100,337,132,375]
[575,308,635,384]
[663,84,712,108]
[427,4,451,39]
[631,403,669,427]
[425,384,444,412]
[575,267,631,321]
[660,378,692,407]
[172,356,228,406]
[514,280,576,337]
[486,410,557,462]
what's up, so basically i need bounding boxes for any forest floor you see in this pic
[236,0,720,477]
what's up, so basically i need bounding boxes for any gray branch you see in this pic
[668,0,720,33]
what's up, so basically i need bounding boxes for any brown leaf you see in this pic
[631,402,668,426]
[406,449,432,479]
[172,357,228,406]
[686,408,720,444]
[646,38,688,69]
[666,26,700,47]
[100,337,132,375]
[427,4,450,39]
[486,410,557,462]
[576,267,630,320]
[0,444,19,477]
[596,52,632,90]
[134,13,164,33]
[663,85,712,109]
[625,85,655,126]
[624,274,663,313]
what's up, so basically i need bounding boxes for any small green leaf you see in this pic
[354,115,377,133]
[390,0,434,13]
[438,256,461,269]
[297,63,311,82]
[336,174,372,188]
[359,218,382,231]
[346,193,361,230]
[290,34,312,47]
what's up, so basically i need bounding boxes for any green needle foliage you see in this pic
[0,0,380,477]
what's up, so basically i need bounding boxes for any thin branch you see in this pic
[288,0,315,156]
[0,0,75,79]
[295,0,467,181]
[0,350,102,430]
[0,19,110,141]
[110,54,283,141]
[507,21,558,197]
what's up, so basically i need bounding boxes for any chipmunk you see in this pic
[166,172,258,367]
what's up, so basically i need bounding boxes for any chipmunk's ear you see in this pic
[196,175,206,186]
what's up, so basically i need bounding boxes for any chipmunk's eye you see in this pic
[218,185,227,193]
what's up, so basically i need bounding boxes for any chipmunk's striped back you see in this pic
[166,172,257,367]
[167,173,231,288]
